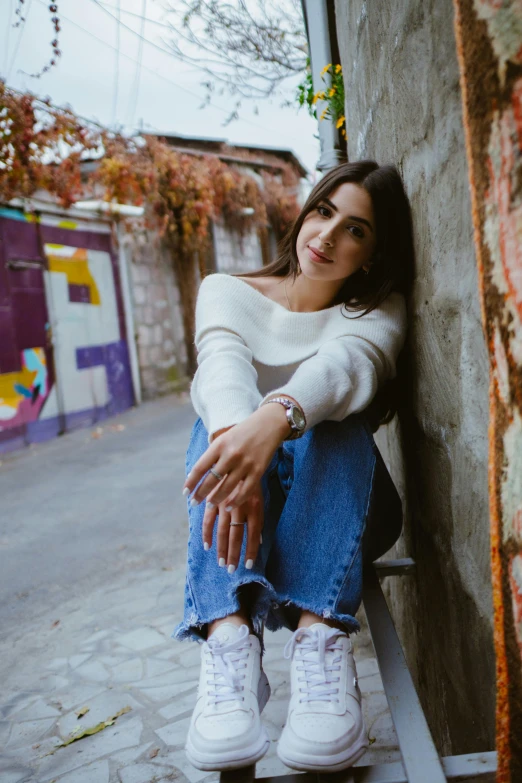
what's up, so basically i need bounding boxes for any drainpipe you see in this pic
[74,200,143,406]
[301,0,346,171]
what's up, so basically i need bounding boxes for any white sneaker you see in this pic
[277,623,368,772]
[185,623,271,770]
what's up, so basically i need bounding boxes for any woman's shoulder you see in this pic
[198,273,285,308]
[196,274,269,329]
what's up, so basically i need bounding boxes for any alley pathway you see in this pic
[0,395,400,782]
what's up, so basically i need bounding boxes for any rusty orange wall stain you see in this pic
[454,0,522,778]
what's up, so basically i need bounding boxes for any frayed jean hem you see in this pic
[171,574,277,649]
[172,575,361,646]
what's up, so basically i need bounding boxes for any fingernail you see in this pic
[228,564,236,574]
[219,557,226,567]
[204,542,210,551]
[190,498,199,507]
[225,505,233,512]
[246,559,254,570]
[182,487,190,497]
[206,501,215,508]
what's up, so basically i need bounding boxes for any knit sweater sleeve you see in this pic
[259,293,407,432]
[190,276,262,443]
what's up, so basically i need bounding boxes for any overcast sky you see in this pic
[1,0,320,179]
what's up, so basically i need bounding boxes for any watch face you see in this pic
[291,406,306,429]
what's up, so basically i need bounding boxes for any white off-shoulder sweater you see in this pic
[190,273,407,443]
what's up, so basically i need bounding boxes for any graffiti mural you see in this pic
[453,0,522,778]
[0,347,48,426]
[0,210,134,452]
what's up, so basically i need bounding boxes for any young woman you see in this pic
[173,160,414,773]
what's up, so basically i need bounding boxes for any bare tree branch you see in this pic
[159,0,308,104]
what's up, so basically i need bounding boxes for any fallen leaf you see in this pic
[368,736,376,745]
[51,620,60,628]
[111,424,125,432]
[45,706,132,753]
[91,427,104,439]
[75,706,90,718]
[32,743,40,749]
[149,747,160,759]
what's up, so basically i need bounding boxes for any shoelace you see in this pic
[284,625,348,704]
[204,625,251,705]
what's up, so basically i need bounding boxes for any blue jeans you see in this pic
[172,414,402,643]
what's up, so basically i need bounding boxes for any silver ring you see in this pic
[230,520,247,526]
[209,467,224,481]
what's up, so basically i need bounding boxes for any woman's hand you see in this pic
[183,403,292,511]
[202,480,264,570]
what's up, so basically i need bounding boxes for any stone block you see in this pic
[143,306,154,326]
[137,325,151,347]
[133,286,146,306]
[119,762,175,783]
[149,346,162,364]
[117,628,167,652]
[163,339,174,355]
[153,325,163,345]
[54,759,109,783]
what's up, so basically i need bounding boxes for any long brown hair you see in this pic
[234,160,415,429]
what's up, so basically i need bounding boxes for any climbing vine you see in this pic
[12,2,62,78]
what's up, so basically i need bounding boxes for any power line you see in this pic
[126,0,146,128]
[7,0,34,81]
[4,0,14,76]
[89,0,197,70]
[112,0,120,127]
[97,0,174,31]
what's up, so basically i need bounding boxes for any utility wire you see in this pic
[112,0,121,127]
[126,0,146,128]
[97,0,175,31]
[7,0,33,81]
[4,0,14,77]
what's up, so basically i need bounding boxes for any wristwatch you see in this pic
[260,396,306,440]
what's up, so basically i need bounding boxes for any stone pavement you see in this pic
[0,395,401,782]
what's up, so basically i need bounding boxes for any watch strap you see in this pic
[260,396,306,439]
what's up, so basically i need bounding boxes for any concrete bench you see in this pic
[220,559,497,783]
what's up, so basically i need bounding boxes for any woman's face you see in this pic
[296,182,377,282]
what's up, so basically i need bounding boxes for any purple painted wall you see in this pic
[0,208,134,453]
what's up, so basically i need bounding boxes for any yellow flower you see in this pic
[320,63,332,76]
[342,129,347,139]
[319,108,328,121]
[336,115,345,129]
[313,91,325,103]
[335,64,342,74]
[328,87,336,97]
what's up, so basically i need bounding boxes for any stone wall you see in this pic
[212,220,265,274]
[123,222,268,401]
[123,229,188,401]
[335,0,495,756]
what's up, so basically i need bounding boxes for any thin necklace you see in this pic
[284,278,293,312]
